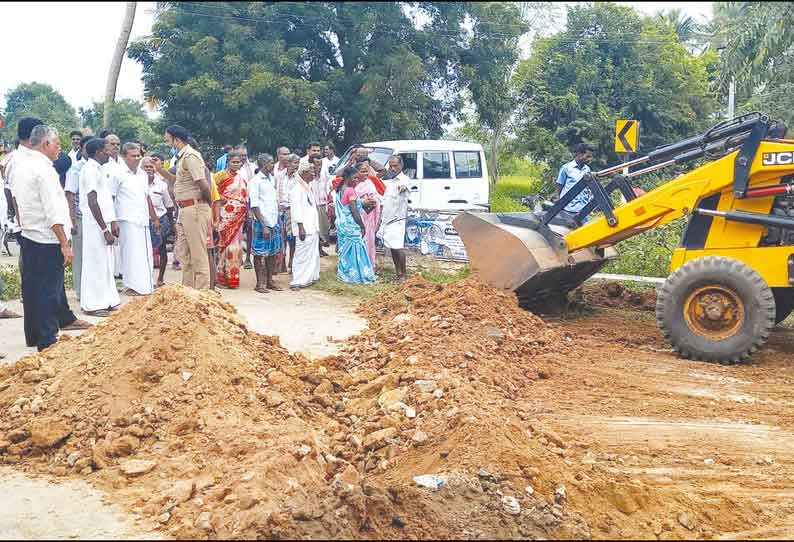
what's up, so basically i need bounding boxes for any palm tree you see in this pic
[104,2,138,130]
[656,8,699,44]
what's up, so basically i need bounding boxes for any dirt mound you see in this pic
[0,282,595,539]
[576,281,657,312]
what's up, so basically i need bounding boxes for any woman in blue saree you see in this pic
[335,166,376,284]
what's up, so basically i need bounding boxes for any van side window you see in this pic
[453,151,482,178]
[398,153,418,179]
[423,152,450,179]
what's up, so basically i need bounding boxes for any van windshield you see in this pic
[332,146,394,176]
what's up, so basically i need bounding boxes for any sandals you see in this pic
[62,319,93,331]
[84,309,113,318]
[0,308,22,319]
[254,287,270,294]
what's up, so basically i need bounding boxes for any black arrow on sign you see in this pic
[618,121,635,152]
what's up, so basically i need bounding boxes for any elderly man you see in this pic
[155,125,212,289]
[249,153,282,293]
[273,147,292,272]
[289,162,320,289]
[80,138,121,317]
[102,133,124,277]
[64,136,90,300]
[379,156,411,281]
[311,154,330,256]
[112,142,158,296]
[14,125,91,350]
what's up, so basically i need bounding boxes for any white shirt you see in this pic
[68,148,80,164]
[65,157,86,219]
[5,146,36,194]
[381,172,410,225]
[12,148,72,244]
[102,155,124,180]
[80,159,117,227]
[299,155,310,166]
[148,176,174,218]
[274,163,292,208]
[237,160,256,184]
[111,163,151,226]
[289,180,318,237]
[248,171,278,228]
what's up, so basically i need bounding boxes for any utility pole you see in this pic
[104,2,137,129]
[728,77,736,119]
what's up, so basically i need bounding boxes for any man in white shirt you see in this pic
[311,154,331,256]
[68,131,82,164]
[14,125,91,351]
[249,153,282,293]
[289,162,320,289]
[103,133,124,278]
[64,136,89,300]
[80,138,121,317]
[111,142,158,296]
[378,156,411,281]
[143,156,174,287]
[234,146,256,270]
[273,146,293,273]
[299,142,322,166]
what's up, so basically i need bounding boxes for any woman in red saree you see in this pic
[213,151,248,289]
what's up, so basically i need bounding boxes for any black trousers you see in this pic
[20,236,76,351]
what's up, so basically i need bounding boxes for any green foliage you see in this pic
[0,264,72,301]
[79,100,158,146]
[0,82,79,147]
[513,3,718,170]
[129,2,493,153]
[490,174,540,212]
[603,220,685,277]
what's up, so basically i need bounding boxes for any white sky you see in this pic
[0,1,713,114]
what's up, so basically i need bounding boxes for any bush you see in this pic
[491,175,541,212]
[603,220,685,278]
[0,264,73,301]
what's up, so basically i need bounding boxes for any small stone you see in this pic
[238,495,259,510]
[393,313,412,324]
[7,429,30,444]
[412,430,428,445]
[363,427,397,450]
[67,452,81,467]
[555,485,567,503]
[404,406,417,418]
[487,328,505,344]
[29,421,71,449]
[502,496,521,515]
[240,472,255,482]
[80,467,93,476]
[525,485,534,496]
[265,391,286,407]
[433,389,444,399]
[704,458,714,466]
[295,444,312,458]
[414,380,436,393]
[196,512,212,531]
[413,474,446,489]
[223,493,237,504]
[158,512,171,524]
[678,512,695,531]
[181,371,193,382]
[119,459,157,476]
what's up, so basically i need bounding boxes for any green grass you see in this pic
[490,175,541,212]
[310,258,471,299]
[0,263,73,301]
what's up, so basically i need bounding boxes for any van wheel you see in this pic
[773,288,794,324]
[656,257,775,364]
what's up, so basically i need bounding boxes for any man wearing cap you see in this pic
[155,125,212,289]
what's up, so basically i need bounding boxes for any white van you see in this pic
[332,140,490,212]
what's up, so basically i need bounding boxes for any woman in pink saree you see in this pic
[213,151,248,289]
[354,162,381,269]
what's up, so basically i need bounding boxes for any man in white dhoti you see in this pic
[79,138,121,317]
[111,142,158,296]
[378,156,411,281]
[103,134,124,278]
[289,163,320,289]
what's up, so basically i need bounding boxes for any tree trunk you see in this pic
[104,2,137,130]
[490,124,502,188]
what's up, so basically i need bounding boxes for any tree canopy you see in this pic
[512,3,718,176]
[79,99,158,146]
[1,82,79,146]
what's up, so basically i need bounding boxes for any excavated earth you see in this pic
[1,279,794,539]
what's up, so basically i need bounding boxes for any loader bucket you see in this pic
[453,211,617,306]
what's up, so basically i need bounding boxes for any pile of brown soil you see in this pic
[575,281,658,312]
[0,280,593,539]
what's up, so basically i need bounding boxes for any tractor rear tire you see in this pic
[656,256,775,364]
[772,288,794,325]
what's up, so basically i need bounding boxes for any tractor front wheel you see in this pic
[656,257,775,364]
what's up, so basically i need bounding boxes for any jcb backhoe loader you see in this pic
[454,113,794,363]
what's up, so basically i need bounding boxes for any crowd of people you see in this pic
[0,117,412,355]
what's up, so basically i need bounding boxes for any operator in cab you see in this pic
[553,143,594,227]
